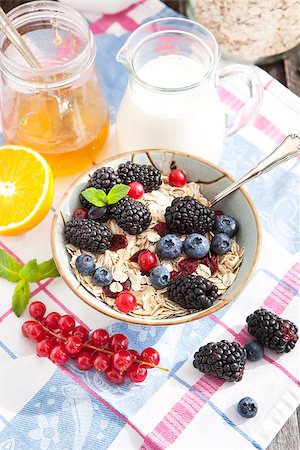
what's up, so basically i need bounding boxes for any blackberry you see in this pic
[80,167,121,208]
[246,309,298,353]
[117,162,162,192]
[64,218,112,253]
[110,196,152,235]
[167,274,219,310]
[193,340,247,382]
[165,196,215,235]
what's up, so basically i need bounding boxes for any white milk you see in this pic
[116,54,226,163]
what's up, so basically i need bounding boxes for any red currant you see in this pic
[93,353,111,372]
[138,250,157,271]
[140,348,160,368]
[51,338,62,347]
[128,182,145,199]
[91,329,109,347]
[58,315,75,333]
[168,169,187,187]
[75,351,94,371]
[105,367,127,384]
[72,207,88,219]
[65,336,83,355]
[115,292,137,313]
[73,325,89,342]
[128,363,148,382]
[50,345,69,364]
[44,312,61,330]
[29,301,46,320]
[27,323,46,341]
[113,350,133,372]
[108,334,128,352]
[128,349,139,360]
[36,338,54,357]
[22,320,36,337]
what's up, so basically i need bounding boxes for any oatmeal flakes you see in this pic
[67,177,244,320]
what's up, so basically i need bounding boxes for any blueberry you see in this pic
[183,233,210,259]
[150,266,170,289]
[211,233,232,255]
[244,340,264,361]
[92,267,113,286]
[88,206,109,223]
[237,397,258,418]
[214,215,238,237]
[156,234,183,260]
[75,254,95,276]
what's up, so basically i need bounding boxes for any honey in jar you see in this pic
[0,1,109,176]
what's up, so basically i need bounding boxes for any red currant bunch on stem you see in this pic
[22,301,167,385]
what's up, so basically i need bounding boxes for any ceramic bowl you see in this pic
[51,150,261,326]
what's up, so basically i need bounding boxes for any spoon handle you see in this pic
[0,7,41,68]
[209,134,300,208]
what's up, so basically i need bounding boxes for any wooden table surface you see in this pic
[1,1,299,449]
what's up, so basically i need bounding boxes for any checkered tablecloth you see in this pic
[0,1,299,449]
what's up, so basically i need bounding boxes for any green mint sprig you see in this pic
[0,249,60,317]
[81,184,130,208]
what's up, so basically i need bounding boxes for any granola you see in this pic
[188,0,300,62]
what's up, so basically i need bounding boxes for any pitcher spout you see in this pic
[116,45,130,68]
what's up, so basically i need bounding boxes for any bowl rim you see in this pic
[51,149,261,326]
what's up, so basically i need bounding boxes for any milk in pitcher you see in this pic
[116,54,225,162]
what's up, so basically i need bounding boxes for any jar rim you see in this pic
[0,1,94,88]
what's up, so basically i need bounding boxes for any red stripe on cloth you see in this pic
[57,364,146,440]
[0,241,24,265]
[282,262,300,291]
[263,282,295,314]
[141,375,224,449]
[264,78,275,90]
[141,265,299,448]
[0,308,12,324]
[263,354,300,387]
[217,86,286,144]
[42,286,91,330]
[253,115,285,144]
[90,1,145,34]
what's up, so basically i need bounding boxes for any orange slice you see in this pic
[0,145,54,236]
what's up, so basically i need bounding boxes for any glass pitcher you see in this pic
[116,18,263,163]
[0,1,109,176]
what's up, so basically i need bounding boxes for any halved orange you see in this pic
[0,145,54,236]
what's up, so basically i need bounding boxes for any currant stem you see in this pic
[84,343,114,355]
[37,320,169,372]
[39,322,67,343]
[84,343,169,371]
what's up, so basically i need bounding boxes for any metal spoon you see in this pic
[208,134,300,208]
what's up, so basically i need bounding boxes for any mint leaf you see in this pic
[106,184,130,205]
[12,279,30,317]
[34,258,60,282]
[0,249,22,282]
[81,188,107,207]
[19,259,39,282]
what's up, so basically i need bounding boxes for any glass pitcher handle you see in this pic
[217,64,263,136]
